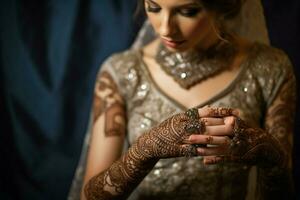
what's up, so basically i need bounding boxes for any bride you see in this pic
[69,0,296,199]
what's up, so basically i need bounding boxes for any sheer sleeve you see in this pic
[68,56,128,200]
[257,56,296,199]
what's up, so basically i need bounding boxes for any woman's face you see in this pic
[145,0,218,52]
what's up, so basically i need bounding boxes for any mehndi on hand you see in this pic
[84,107,237,199]
[204,117,286,168]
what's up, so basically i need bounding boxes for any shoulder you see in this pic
[247,42,294,84]
[247,43,295,105]
[250,43,293,74]
[97,49,142,100]
[98,49,142,83]
[102,49,141,70]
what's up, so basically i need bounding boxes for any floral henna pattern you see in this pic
[93,71,126,137]
[264,69,296,166]
[135,113,200,159]
[228,117,285,167]
[212,68,296,198]
[217,67,296,169]
[196,106,238,119]
[257,69,296,198]
[84,112,209,199]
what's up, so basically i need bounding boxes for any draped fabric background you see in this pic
[0,0,141,199]
[0,0,299,199]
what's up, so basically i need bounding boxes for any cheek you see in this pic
[181,17,211,39]
[147,14,160,32]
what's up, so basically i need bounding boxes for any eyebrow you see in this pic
[145,0,201,8]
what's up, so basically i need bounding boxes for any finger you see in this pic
[203,156,223,165]
[197,146,227,156]
[205,125,234,136]
[198,106,239,118]
[188,135,231,146]
[201,118,225,126]
[180,144,198,157]
[223,116,236,127]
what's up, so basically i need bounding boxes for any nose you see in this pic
[159,12,177,37]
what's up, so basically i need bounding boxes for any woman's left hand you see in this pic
[186,112,286,167]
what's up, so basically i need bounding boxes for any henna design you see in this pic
[257,68,296,198]
[227,117,285,167]
[93,71,126,137]
[136,113,200,159]
[206,136,214,144]
[201,118,209,125]
[222,67,296,170]
[264,69,296,163]
[210,66,296,198]
[207,107,236,117]
[84,108,236,199]
[105,104,126,136]
[84,112,197,199]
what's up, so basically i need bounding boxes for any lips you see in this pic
[161,37,186,48]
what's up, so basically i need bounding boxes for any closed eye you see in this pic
[178,7,202,17]
[146,5,161,13]
[145,0,161,13]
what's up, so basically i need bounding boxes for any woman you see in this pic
[78,0,296,199]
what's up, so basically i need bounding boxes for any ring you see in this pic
[183,145,198,157]
[185,120,205,134]
[229,117,246,153]
[185,108,205,134]
[193,144,206,148]
[185,108,200,121]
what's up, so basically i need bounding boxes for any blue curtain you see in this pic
[0,0,141,199]
[1,0,299,199]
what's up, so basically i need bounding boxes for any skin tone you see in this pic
[143,0,250,163]
[81,1,241,198]
[81,0,294,199]
[145,0,219,51]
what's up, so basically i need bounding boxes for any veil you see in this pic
[68,0,269,199]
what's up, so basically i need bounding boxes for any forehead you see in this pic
[146,0,202,7]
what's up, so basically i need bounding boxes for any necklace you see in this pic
[155,35,237,89]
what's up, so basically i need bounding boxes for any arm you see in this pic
[256,67,296,198]
[83,111,198,200]
[199,63,296,198]
[83,102,237,199]
[81,70,127,200]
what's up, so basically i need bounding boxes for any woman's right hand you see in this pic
[84,106,238,199]
[131,106,238,161]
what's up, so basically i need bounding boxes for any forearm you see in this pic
[255,133,294,199]
[230,119,294,197]
[229,118,288,168]
[84,143,158,200]
[83,107,237,199]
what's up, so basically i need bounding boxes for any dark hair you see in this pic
[136,0,244,20]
